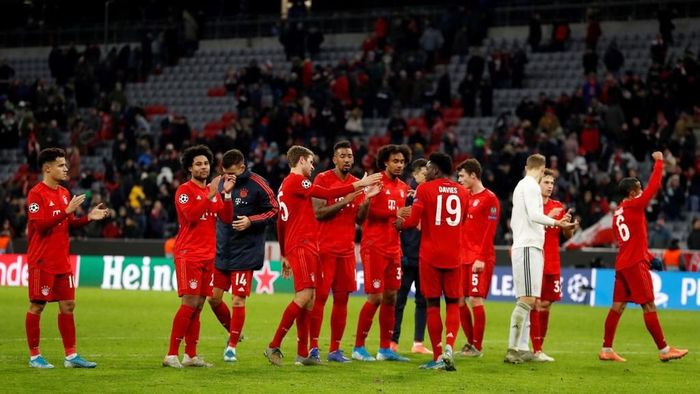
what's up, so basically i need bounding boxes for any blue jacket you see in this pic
[216,170,279,271]
[400,179,420,267]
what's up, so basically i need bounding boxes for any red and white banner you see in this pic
[0,254,80,287]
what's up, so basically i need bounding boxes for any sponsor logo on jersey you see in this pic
[49,200,55,207]
[472,199,480,207]
[63,196,68,204]
[178,194,189,204]
[28,203,40,213]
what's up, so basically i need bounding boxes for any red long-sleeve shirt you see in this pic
[26,182,90,274]
[174,180,233,261]
[361,172,409,259]
[613,160,663,270]
[462,187,500,265]
[543,199,565,275]
[277,172,355,257]
[314,170,363,257]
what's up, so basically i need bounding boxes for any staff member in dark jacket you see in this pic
[208,149,279,362]
[390,159,431,354]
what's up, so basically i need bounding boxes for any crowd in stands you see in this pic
[0,8,699,255]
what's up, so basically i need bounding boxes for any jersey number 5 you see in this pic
[435,194,461,226]
[615,214,630,242]
[278,192,289,222]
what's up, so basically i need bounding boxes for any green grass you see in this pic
[0,287,697,393]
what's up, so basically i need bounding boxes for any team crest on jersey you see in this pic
[28,203,40,213]
[372,279,381,289]
[40,286,50,296]
[178,194,189,204]
[189,279,198,289]
[302,179,312,189]
[239,188,249,198]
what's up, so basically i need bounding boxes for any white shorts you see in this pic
[511,247,543,298]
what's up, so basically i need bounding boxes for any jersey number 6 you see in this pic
[615,214,630,242]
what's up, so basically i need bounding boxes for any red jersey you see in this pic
[314,170,364,257]
[402,178,468,269]
[26,182,89,274]
[277,172,355,257]
[361,172,409,258]
[462,187,500,265]
[613,159,663,270]
[543,199,565,275]
[174,180,233,261]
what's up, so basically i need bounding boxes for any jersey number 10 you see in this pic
[435,194,461,226]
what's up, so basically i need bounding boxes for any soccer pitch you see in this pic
[1,287,696,393]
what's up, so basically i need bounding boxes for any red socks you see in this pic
[168,304,196,356]
[229,306,245,347]
[309,291,329,350]
[296,308,310,357]
[459,304,473,345]
[379,303,395,349]
[26,312,41,357]
[184,309,202,358]
[643,311,667,350]
[329,293,349,352]
[354,302,379,347]
[426,306,443,361]
[58,312,76,356]
[445,303,460,348]
[472,305,486,351]
[539,310,550,343]
[602,309,622,348]
[212,300,231,332]
[529,310,542,352]
[269,301,303,349]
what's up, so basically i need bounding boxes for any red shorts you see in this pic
[175,257,214,297]
[613,262,654,305]
[287,247,321,292]
[461,263,494,298]
[28,268,75,302]
[213,268,253,297]
[318,253,357,295]
[540,274,563,302]
[420,264,462,299]
[360,248,401,294]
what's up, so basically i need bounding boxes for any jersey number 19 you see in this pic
[435,194,461,226]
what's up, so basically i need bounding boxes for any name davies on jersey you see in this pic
[438,186,459,194]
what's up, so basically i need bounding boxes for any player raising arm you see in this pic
[600,151,688,363]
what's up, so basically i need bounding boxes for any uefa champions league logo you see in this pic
[650,271,669,307]
[567,274,589,303]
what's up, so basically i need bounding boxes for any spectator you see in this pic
[420,22,444,71]
[510,44,528,89]
[648,217,672,249]
[688,218,700,249]
[585,9,602,50]
[467,49,486,83]
[458,73,477,117]
[650,34,667,65]
[603,40,625,74]
[551,21,571,52]
[657,6,675,44]
[583,49,599,75]
[661,239,685,271]
[306,26,324,59]
[528,14,542,52]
